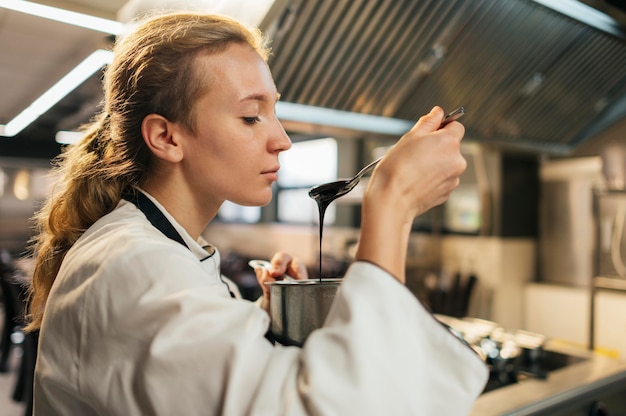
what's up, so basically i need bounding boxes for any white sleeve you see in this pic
[293,261,489,415]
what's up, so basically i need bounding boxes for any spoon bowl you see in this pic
[308,159,379,204]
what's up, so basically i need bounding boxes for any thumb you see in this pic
[408,106,445,135]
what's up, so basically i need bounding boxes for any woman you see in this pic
[26,12,487,415]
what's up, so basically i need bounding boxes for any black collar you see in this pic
[122,189,188,249]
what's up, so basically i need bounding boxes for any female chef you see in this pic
[25,11,487,415]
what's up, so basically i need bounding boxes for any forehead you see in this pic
[193,43,277,103]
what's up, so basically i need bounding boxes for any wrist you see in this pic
[356,195,412,283]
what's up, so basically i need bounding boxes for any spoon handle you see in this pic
[440,106,465,127]
[355,157,382,179]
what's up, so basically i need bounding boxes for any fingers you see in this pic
[252,267,271,301]
[408,106,465,143]
[364,106,468,221]
[407,106,445,135]
[270,252,308,280]
[251,253,308,310]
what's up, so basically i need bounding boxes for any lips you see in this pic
[261,165,280,175]
[261,165,280,181]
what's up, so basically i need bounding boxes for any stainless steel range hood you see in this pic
[259,0,626,155]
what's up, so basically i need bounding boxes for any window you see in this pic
[217,200,261,223]
[277,137,337,224]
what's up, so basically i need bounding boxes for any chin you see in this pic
[237,192,273,207]
[257,195,273,207]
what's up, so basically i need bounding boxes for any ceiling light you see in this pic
[532,0,623,39]
[276,101,414,135]
[0,0,124,35]
[1,49,113,138]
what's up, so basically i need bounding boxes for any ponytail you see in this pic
[25,112,142,331]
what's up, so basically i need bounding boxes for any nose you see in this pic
[269,117,292,153]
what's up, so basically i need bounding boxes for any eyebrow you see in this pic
[240,92,282,102]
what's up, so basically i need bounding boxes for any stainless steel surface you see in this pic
[539,181,595,286]
[266,278,342,346]
[471,341,626,415]
[261,0,626,155]
[538,158,604,286]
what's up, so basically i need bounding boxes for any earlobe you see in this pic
[141,114,183,162]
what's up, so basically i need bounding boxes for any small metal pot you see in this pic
[266,278,342,346]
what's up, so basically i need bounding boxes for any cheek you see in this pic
[190,136,257,185]
[211,141,258,172]
[186,118,264,181]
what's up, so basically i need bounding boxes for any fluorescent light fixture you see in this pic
[532,0,624,39]
[2,49,113,138]
[55,130,84,145]
[0,0,124,35]
[276,101,414,135]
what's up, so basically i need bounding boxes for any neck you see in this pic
[142,179,220,240]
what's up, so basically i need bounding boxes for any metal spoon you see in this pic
[308,107,465,203]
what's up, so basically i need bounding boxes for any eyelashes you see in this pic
[243,116,261,125]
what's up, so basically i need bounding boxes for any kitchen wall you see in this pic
[525,283,626,359]
[439,236,535,329]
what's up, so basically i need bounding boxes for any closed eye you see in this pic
[243,116,261,125]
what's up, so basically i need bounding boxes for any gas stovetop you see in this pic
[483,348,588,393]
[434,315,589,394]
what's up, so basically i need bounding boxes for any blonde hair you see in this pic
[25,12,269,331]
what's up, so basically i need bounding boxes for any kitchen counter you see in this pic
[470,341,626,415]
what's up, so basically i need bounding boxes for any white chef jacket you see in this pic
[34,190,488,415]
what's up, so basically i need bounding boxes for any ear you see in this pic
[141,114,183,163]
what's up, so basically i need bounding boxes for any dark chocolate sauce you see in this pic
[308,180,350,280]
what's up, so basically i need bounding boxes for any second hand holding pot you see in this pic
[249,259,342,346]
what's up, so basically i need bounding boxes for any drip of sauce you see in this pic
[308,180,350,280]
